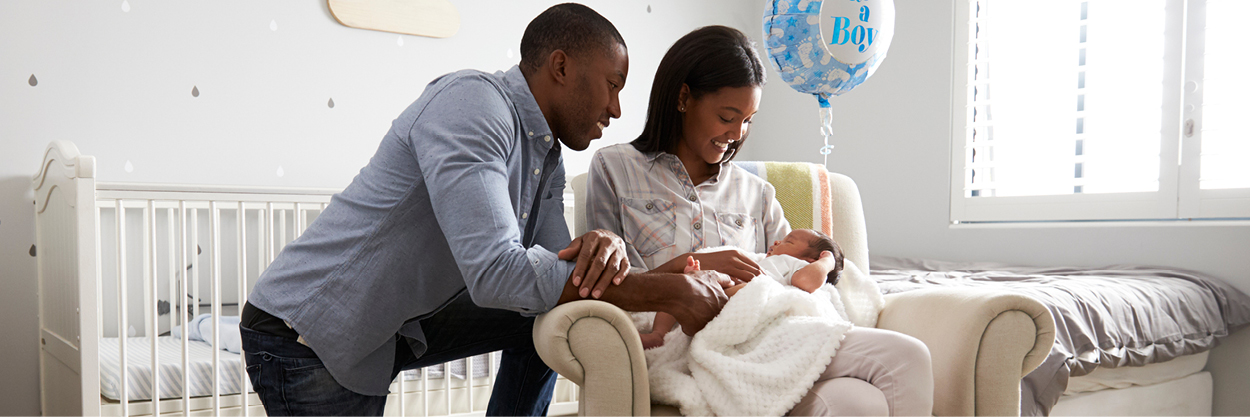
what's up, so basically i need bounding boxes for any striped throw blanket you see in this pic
[732,161,834,235]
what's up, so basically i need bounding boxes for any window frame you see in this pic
[949,0,1250,224]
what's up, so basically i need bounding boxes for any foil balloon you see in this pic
[763,0,896,107]
[763,0,895,162]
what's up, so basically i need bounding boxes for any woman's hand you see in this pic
[557,229,630,299]
[690,249,762,284]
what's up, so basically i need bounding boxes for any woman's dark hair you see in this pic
[807,230,845,285]
[631,25,766,162]
[519,3,626,76]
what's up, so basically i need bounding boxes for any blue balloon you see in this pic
[763,0,895,107]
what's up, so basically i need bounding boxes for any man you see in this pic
[240,4,729,416]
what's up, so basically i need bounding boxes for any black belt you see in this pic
[240,301,301,340]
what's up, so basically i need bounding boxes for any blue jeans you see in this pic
[242,293,557,416]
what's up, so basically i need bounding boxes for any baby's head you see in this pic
[767,229,845,285]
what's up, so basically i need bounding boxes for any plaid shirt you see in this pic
[585,144,791,271]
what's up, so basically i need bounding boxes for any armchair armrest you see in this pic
[534,300,651,416]
[877,288,1055,417]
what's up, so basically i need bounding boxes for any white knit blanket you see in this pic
[644,275,853,416]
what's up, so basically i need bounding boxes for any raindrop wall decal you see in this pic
[276,166,285,177]
[397,36,404,47]
[191,85,199,97]
[270,19,278,31]
[28,74,37,86]
[121,0,130,12]
[124,160,134,173]
[327,98,335,108]
[30,244,37,257]
[647,5,651,13]
[506,49,514,59]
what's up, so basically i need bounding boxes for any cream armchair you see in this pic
[534,164,1055,416]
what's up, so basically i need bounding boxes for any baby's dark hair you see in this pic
[805,230,845,285]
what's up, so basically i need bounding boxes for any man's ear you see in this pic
[547,49,570,86]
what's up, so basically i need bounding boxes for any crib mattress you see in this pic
[100,336,499,402]
[99,336,248,402]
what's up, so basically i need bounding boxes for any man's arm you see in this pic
[556,270,729,336]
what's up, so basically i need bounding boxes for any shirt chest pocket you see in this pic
[620,197,677,257]
[716,212,759,252]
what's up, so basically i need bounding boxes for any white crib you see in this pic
[33,141,579,416]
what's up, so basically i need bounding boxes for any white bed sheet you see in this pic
[1052,371,1212,416]
[1065,351,1209,394]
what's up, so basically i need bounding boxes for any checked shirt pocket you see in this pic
[717,212,758,251]
[620,197,677,257]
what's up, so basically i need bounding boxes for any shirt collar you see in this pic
[501,66,554,143]
[643,150,728,185]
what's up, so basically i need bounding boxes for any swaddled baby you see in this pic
[641,228,844,349]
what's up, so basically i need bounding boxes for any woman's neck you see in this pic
[671,145,718,185]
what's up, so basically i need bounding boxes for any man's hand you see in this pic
[690,249,762,284]
[557,229,629,299]
[668,272,731,335]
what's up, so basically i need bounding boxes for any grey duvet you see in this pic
[870,255,1250,416]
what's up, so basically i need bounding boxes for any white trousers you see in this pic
[788,327,935,416]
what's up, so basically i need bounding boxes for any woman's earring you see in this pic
[679,105,685,112]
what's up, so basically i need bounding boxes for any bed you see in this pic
[870,255,1250,416]
[33,141,579,416]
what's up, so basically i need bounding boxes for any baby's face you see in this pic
[767,229,818,261]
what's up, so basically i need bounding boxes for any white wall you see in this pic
[739,1,1250,414]
[0,1,758,414]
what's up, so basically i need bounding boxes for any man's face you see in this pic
[555,43,628,151]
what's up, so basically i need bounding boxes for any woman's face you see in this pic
[677,85,762,166]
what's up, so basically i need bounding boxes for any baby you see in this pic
[640,229,845,349]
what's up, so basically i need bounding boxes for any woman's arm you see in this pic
[790,251,837,293]
[650,249,762,283]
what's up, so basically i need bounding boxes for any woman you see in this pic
[585,26,934,416]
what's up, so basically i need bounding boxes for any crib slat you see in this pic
[115,200,129,416]
[423,361,430,417]
[166,207,175,340]
[398,366,406,415]
[147,200,160,416]
[191,209,200,320]
[294,202,304,239]
[444,361,451,415]
[278,209,287,252]
[210,201,222,414]
[237,201,250,416]
[180,201,191,411]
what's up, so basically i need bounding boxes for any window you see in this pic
[950,0,1250,223]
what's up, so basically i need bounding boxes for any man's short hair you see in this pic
[519,3,626,75]
[806,230,845,285]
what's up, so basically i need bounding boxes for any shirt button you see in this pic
[528,131,534,136]
[645,203,654,210]
[544,135,551,142]
[688,194,697,202]
[521,212,528,219]
[534,168,541,175]
[735,219,743,227]
[693,223,702,230]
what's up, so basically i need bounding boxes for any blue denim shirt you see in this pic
[247,66,575,395]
